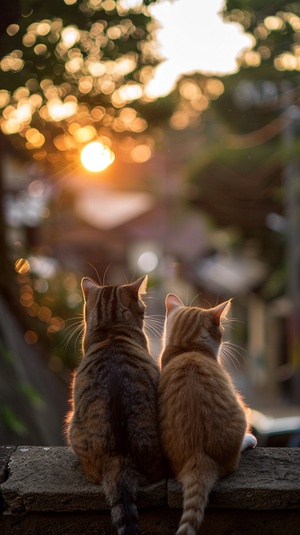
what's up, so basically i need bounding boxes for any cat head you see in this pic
[81,276,148,345]
[162,293,231,360]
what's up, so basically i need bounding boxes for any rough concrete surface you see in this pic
[1,446,300,534]
[1,446,166,512]
[169,447,300,510]
[0,446,17,514]
[0,446,16,484]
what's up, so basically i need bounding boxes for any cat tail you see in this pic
[176,456,218,535]
[102,457,139,535]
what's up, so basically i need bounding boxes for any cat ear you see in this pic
[165,293,184,315]
[128,275,148,299]
[81,277,97,298]
[212,300,231,326]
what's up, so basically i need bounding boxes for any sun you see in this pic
[80,141,115,172]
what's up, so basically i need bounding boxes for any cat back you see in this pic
[66,276,165,535]
[158,293,256,535]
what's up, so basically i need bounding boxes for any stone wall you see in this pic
[1,446,299,534]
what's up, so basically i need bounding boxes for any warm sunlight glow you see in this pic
[80,141,115,172]
[47,99,78,121]
[0,0,257,166]
[148,0,253,98]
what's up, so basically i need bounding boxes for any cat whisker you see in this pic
[145,315,164,328]
[103,263,113,286]
[144,296,158,302]
[62,320,83,337]
[223,340,247,358]
[225,316,244,323]
[223,324,240,334]
[222,341,246,359]
[203,297,215,309]
[63,321,84,352]
[220,348,241,374]
[129,271,137,284]
[147,323,164,332]
[225,340,246,349]
[63,314,84,328]
[188,293,203,307]
[62,329,82,353]
[145,324,163,334]
[63,315,84,325]
[88,262,103,285]
[144,323,163,339]
[145,313,164,321]
[145,317,164,328]
[146,314,165,320]
[222,317,244,332]
[144,316,164,339]
[220,341,247,373]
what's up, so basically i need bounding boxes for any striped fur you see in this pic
[158,294,255,535]
[66,276,165,535]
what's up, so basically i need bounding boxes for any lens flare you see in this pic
[80,141,115,172]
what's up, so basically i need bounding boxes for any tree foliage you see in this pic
[186,0,300,253]
[219,0,300,131]
[0,0,168,170]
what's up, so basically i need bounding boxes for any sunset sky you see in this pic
[147,0,253,97]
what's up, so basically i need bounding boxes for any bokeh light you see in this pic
[137,251,159,273]
[24,330,38,345]
[15,258,30,274]
[80,141,115,172]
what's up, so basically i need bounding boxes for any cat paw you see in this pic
[241,433,257,452]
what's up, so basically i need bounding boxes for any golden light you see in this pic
[170,112,190,130]
[242,51,261,68]
[74,126,96,143]
[25,128,45,148]
[264,16,285,31]
[130,144,152,163]
[15,258,30,274]
[15,103,32,122]
[274,53,299,71]
[47,99,78,121]
[0,90,10,108]
[80,141,115,172]
[61,26,80,48]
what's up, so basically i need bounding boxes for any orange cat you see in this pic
[66,276,165,535]
[158,294,256,535]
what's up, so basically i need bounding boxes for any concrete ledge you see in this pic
[0,447,16,485]
[1,446,300,534]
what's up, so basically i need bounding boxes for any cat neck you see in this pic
[160,343,219,369]
[83,324,149,355]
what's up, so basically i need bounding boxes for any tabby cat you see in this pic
[158,293,256,535]
[66,276,165,535]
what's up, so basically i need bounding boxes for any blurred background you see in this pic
[1,0,300,447]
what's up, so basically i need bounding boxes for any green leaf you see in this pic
[1,406,27,436]
[20,382,45,408]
